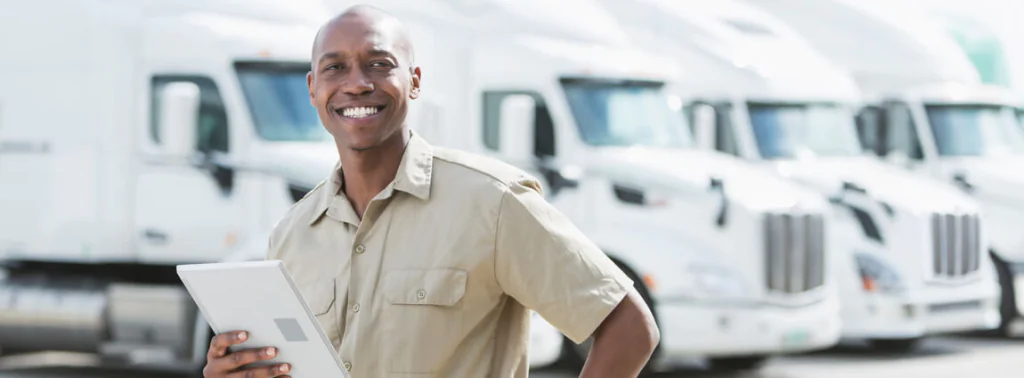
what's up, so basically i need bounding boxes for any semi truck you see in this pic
[597,0,999,353]
[314,0,842,373]
[744,0,1024,338]
[0,0,832,375]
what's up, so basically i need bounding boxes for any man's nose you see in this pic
[342,66,373,95]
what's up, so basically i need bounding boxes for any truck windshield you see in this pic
[236,62,331,142]
[749,103,862,159]
[926,104,1024,157]
[562,80,690,148]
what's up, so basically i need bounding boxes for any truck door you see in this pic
[480,91,582,218]
[134,75,242,263]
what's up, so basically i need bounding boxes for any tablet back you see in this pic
[177,260,348,378]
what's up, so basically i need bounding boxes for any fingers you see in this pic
[225,362,292,378]
[209,346,280,373]
[208,331,249,359]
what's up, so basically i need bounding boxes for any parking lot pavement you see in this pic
[2,336,1023,378]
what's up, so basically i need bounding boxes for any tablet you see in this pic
[177,260,349,378]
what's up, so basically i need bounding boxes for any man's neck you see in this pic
[336,130,409,219]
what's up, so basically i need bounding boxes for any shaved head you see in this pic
[312,5,415,69]
[306,4,422,154]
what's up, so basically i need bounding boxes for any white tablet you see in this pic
[177,260,349,378]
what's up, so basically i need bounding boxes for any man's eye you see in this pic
[324,64,340,72]
[371,61,392,68]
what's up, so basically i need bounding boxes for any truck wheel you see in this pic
[991,252,1020,338]
[868,338,922,353]
[559,261,659,376]
[707,355,770,371]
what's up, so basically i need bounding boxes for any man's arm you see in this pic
[493,178,659,377]
[580,289,659,378]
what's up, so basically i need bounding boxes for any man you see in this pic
[203,5,659,378]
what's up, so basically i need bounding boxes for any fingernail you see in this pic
[265,347,276,356]
[279,364,290,373]
[238,332,248,340]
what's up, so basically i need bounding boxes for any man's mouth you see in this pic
[336,105,385,119]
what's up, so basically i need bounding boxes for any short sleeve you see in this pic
[494,178,633,344]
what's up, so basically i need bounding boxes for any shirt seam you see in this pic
[493,183,512,293]
[432,150,530,186]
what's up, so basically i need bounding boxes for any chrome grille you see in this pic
[931,213,981,278]
[765,213,825,293]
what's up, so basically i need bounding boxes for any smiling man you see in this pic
[201,5,659,378]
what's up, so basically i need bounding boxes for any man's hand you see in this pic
[579,288,660,377]
[203,331,292,378]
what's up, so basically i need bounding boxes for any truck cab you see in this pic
[746,0,1024,339]
[0,0,338,370]
[598,0,1000,352]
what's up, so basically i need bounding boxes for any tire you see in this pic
[559,261,660,376]
[991,252,1020,338]
[707,355,771,371]
[868,338,922,353]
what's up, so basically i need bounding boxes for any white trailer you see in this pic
[596,0,1000,352]
[319,0,842,373]
[744,0,1024,338]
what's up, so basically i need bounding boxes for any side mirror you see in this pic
[498,94,536,164]
[158,82,200,158]
[691,103,717,149]
[539,162,581,197]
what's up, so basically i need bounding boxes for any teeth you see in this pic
[342,106,378,118]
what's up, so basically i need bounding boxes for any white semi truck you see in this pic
[918,0,1024,337]
[597,0,999,352]
[0,0,832,374]
[0,0,334,371]
[328,0,843,373]
[746,0,1024,339]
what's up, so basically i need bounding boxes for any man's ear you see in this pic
[307,71,315,105]
[409,66,421,100]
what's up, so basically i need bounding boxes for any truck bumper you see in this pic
[653,296,840,362]
[840,282,1001,339]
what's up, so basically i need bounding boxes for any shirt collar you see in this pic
[309,131,433,225]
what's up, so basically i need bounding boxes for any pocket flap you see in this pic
[384,269,467,307]
[297,278,336,316]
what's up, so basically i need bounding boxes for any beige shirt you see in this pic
[266,131,632,378]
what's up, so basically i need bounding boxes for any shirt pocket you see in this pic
[296,277,340,348]
[380,268,467,374]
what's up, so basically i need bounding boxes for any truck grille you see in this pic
[764,213,826,294]
[931,213,981,278]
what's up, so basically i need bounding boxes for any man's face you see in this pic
[308,15,420,151]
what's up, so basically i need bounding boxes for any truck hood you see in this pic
[939,156,1024,208]
[251,142,339,189]
[588,147,826,212]
[766,157,978,214]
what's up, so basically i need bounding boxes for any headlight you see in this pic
[654,263,751,301]
[855,253,905,294]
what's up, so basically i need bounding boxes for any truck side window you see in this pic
[884,102,923,159]
[151,76,229,154]
[482,91,555,158]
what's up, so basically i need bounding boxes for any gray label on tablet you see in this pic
[274,318,308,342]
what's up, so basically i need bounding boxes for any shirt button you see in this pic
[344,361,352,371]
[354,244,365,254]
[416,289,426,299]
[351,303,360,313]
